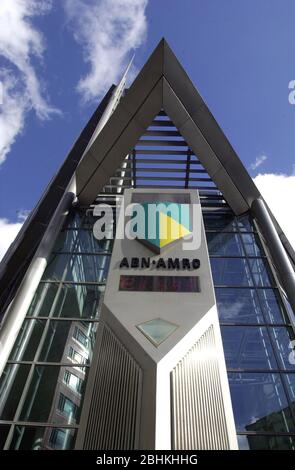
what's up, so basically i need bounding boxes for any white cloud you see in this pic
[253,173,295,249]
[0,218,23,261]
[63,0,148,102]
[250,154,267,171]
[0,0,60,164]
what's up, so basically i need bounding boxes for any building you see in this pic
[0,39,294,450]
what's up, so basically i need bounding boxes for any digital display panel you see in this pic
[119,275,200,293]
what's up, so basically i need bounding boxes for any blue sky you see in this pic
[0,0,295,257]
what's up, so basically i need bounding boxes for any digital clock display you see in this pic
[119,275,200,292]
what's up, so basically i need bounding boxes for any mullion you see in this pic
[233,219,295,426]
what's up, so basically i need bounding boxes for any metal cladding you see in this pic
[171,326,230,450]
[83,325,142,450]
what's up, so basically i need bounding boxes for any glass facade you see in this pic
[204,212,295,449]
[0,202,294,450]
[0,210,112,450]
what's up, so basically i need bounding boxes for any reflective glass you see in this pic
[203,213,237,231]
[257,289,287,324]
[42,253,111,282]
[236,214,255,232]
[221,326,276,369]
[27,282,104,319]
[241,233,265,257]
[38,321,97,363]
[283,374,295,410]
[215,288,264,324]
[27,283,59,317]
[53,229,113,253]
[228,372,295,432]
[248,257,275,287]
[237,434,295,450]
[19,366,87,424]
[0,424,10,449]
[206,232,244,256]
[9,320,46,361]
[269,327,295,370]
[210,258,253,286]
[8,426,76,450]
[0,364,31,420]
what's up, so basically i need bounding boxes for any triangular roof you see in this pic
[0,38,294,316]
[76,38,260,214]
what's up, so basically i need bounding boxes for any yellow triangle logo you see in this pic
[159,212,191,248]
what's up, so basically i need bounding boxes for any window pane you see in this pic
[257,289,288,324]
[269,327,295,370]
[8,426,76,450]
[228,372,295,433]
[241,233,265,257]
[0,364,31,420]
[53,230,113,253]
[19,366,87,424]
[9,320,46,361]
[42,254,110,283]
[221,326,276,369]
[283,374,295,413]
[0,424,11,449]
[236,214,255,232]
[237,434,295,450]
[210,258,253,287]
[27,283,104,319]
[248,258,275,287]
[27,283,59,316]
[215,288,264,324]
[206,232,244,256]
[38,321,97,363]
[203,213,237,231]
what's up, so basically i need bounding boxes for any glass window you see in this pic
[210,258,253,287]
[53,230,113,254]
[58,394,78,421]
[8,426,76,450]
[203,213,237,231]
[73,327,88,347]
[68,347,87,366]
[257,289,288,324]
[236,214,255,232]
[228,372,295,433]
[42,254,111,283]
[27,283,104,320]
[283,374,295,408]
[38,321,97,363]
[27,283,59,317]
[9,320,46,361]
[215,288,264,324]
[19,366,86,424]
[0,364,31,421]
[269,327,295,370]
[241,233,265,257]
[221,326,277,370]
[0,424,11,450]
[248,258,275,287]
[237,434,295,450]
[49,428,75,450]
[63,371,83,394]
[206,232,244,256]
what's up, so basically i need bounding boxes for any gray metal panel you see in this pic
[171,326,230,450]
[0,86,116,317]
[83,324,142,450]
[77,79,163,204]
